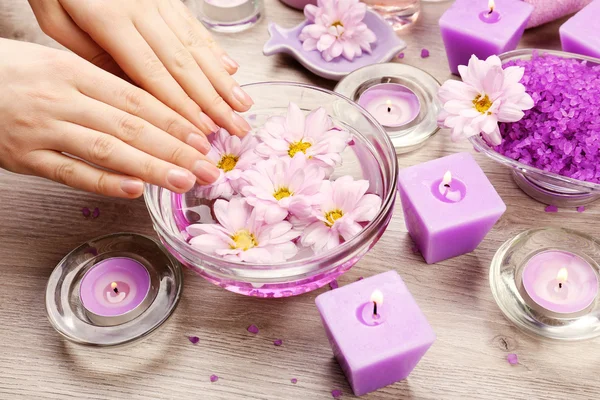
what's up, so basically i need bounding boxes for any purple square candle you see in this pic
[439,0,534,74]
[315,271,435,396]
[397,152,506,264]
[560,1,600,59]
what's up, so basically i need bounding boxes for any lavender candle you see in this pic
[560,0,600,59]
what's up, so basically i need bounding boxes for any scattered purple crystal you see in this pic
[357,276,364,281]
[397,52,405,59]
[545,205,558,213]
[331,389,343,398]
[420,48,430,58]
[81,207,91,218]
[91,207,100,218]
[495,53,600,184]
[274,339,283,346]
[577,206,586,212]
[291,378,298,384]
[507,353,518,365]
[247,324,259,334]
[210,374,219,383]
[188,336,200,344]
[329,279,339,290]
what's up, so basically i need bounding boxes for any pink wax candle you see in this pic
[357,83,421,128]
[521,250,599,315]
[439,0,534,74]
[80,257,152,326]
[315,271,435,396]
[560,0,600,60]
[397,152,506,264]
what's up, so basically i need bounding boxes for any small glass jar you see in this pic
[361,0,420,30]
[198,0,263,33]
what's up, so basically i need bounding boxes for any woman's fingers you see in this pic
[24,150,145,198]
[63,95,220,184]
[75,67,216,150]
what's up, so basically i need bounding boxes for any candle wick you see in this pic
[558,282,563,289]
[373,301,378,316]
[444,184,450,188]
[488,7,494,15]
[113,287,119,294]
[387,107,391,113]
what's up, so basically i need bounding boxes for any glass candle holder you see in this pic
[361,0,420,30]
[198,0,263,33]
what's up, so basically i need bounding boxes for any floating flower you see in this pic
[298,0,376,62]
[299,176,381,253]
[195,128,260,200]
[187,198,299,263]
[437,55,534,145]
[256,103,350,174]
[241,153,324,223]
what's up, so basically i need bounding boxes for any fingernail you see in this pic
[199,112,219,133]
[192,160,220,183]
[120,179,144,195]
[167,169,196,190]
[221,54,239,70]
[232,111,251,134]
[187,133,210,153]
[232,86,254,107]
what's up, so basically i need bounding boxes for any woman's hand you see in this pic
[28,0,252,137]
[0,38,220,198]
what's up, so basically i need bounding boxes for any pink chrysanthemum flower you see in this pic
[298,175,381,254]
[255,103,350,174]
[437,55,534,145]
[241,153,324,224]
[195,128,261,200]
[187,198,299,263]
[298,0,376,62]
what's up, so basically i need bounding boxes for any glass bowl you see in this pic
[470,49,600,207]
[144,82,398,298]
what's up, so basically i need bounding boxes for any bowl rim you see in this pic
[470,48,600,192]
[143,81,399,271]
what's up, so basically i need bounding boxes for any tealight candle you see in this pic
[316,271,435,396]
[357,83,420,128]
[560,1,600,60]
[201,0,257,23]
[521,250,599,315]
[79,257,152,326]
[397,152,506,264]
[439,0,534,74]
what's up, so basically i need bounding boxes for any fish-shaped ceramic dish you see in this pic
[263,10,406,81]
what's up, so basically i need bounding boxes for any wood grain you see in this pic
[0,1,596,399]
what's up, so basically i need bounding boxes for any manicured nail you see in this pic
[120,179,144,195]
[199,112,219,133]
[232,111,251,134]
[167,169,196,190]
[221,54,239,70]
[232,86,254,107]
[192,160,220,183]
[187,133,210,153]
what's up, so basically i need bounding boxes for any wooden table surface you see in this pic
[1,1,598,399]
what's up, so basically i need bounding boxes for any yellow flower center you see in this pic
[217,154,239,172]
[231,230,257,251]
[473,94,493,115]
[324,209,344,227]
[273,187,293,201]
[331,21,344,28]
[288,140,312,158]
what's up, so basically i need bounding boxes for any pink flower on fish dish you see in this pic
[299,0,377,62]
[256,103,350,175]
[299,176,382,254]
[195,128,261,200]
[437,55,534,145]
[187,198,300,263]
[241,153,325,224]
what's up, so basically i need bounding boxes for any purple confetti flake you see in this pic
[507,353,518,365]
[577,206,586,212]
[329,279,339,290]
[81,207,91,218]
[247,324,259,334]
[188,336,200,344]
[291,378,298,384]
[397,52,405,59]
[357,276,364,281]
[273,339,283,346]
[91,207,100,218]
[331,389,343,398]
[210,374,219,383]
[545,205,558,213]
[420,48,430,58]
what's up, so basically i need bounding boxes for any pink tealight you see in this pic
[79,257,152,326]
[357,83,420,128]
[521,251,599,315]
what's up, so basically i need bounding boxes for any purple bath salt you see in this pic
[397,52,405,59]
[210,374,219,383]
[545,205,558,213]
[291,378,298,384]
[329,279,339,290]
[507,353,519,365]
[420,48,429,58]
[247,324,259,334]
[577,206,586,212]
[494,53,600,184]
